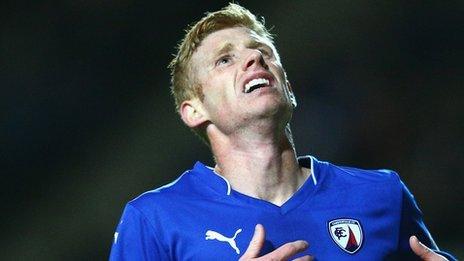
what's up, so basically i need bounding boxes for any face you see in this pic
[189,26,296,135]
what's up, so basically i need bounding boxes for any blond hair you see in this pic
[168,3,274,111]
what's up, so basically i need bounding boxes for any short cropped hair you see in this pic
[168,3,274,111]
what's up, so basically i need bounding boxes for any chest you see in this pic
[157,195,401,260]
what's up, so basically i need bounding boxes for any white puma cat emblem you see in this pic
[205,228,242,254]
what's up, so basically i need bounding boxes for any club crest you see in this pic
[328,218,363,254]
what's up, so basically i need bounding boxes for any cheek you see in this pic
[202,85,232,115]
[271,63,286,81]
[203,75,236,103]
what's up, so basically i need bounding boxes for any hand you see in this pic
[239,224,313,261]
[409,235,448,261]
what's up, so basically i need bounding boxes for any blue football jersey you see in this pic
[110,156,456,260]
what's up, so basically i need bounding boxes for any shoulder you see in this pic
[332,164,401,184]
[309,156,403,188]
[127,170,195,213]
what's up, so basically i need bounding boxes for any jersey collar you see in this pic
[192,161,232,196]
[190,156,325,213]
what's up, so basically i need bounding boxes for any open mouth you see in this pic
[244,77,270,93]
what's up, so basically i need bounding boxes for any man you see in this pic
[110,3,456,260]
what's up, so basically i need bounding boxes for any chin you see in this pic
[253,101,293,120]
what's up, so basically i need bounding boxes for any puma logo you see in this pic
[205,228,242,254]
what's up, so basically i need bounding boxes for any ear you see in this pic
[286,80,297,108]
[179,99,209,128]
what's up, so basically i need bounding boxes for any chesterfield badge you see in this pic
[328,218,363,254]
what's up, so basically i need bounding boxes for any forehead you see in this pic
[203,26,272,49]
[191,27,275,63]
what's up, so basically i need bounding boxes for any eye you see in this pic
[258,47,272,58]
[258,48,268,55]
[216,55,232,66]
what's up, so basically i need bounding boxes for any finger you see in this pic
[265,240,309,260]
[240,224,266,259]
[292,255,314,261]
[410,235,432,259]
[409,235,447,260]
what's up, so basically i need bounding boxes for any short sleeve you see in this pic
[109,204,170,260]
[397,181,457,260]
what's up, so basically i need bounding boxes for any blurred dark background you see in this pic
[2,1,463,260]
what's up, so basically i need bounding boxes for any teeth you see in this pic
[245,78,269,93]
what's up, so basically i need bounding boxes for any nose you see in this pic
[242,50,268,71]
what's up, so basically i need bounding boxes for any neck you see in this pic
[208,124,310,206]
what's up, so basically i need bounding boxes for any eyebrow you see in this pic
[210,39,273,62]
[212,43,234,59]
[245,39,269,49]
